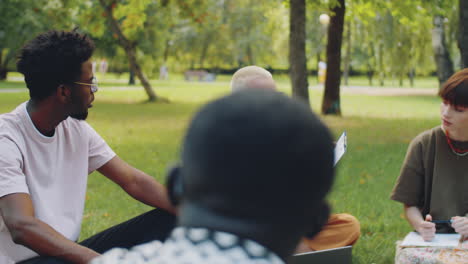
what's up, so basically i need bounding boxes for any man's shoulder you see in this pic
[0,103,27,143]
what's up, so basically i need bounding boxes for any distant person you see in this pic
[99,59,108,75]
[318,61,327,84]
[92,60,97,74]
[92,89,336,264]
[391,69,468,241]
[159,64,169,80]
[0,30,176,264]
[231,65,360,252]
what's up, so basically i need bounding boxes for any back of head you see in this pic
[179,89,334,233]
[230,65,276,92]
[17,30,95,101]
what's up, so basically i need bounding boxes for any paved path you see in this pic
[0,88,29,93]
[309,85,438,96]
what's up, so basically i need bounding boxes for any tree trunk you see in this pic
[198,34,212,68]
[98,0,157,101]
[408,68,415,87]
[322,0,345,115]
[432,15,454,89]
[367,43,375,86]
[343,21,351,86]
[459,0,468,68]
[316,53,321,83]
[246,44,255,65]
[163,39,171,63]
[378,42,385,87]
[367,68,373,86]
[129,68,135,85]
[0,67,6,80]
[289,0,309,105]
[0,50,6,80]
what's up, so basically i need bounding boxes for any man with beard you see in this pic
[0,30,175,264]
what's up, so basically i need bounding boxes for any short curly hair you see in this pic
[17,30,95,101]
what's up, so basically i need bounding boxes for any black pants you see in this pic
[18,209,176,264]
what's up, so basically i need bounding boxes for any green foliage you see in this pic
[0,0,461,82]
[342,0,435,83]
[167,0,288,69]
[0,0,74,71]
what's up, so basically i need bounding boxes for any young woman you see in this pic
[391,69,468,242]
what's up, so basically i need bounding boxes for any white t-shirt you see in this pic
[0,102,116,262]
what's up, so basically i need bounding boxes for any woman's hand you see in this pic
[415,214,436,241]
[404,205,436,241]
[451,216,468,236]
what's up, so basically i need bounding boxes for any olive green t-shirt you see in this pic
[391,126,468,233]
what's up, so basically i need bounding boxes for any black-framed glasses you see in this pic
[74,76,98,93]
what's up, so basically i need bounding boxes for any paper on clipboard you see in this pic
[334,131,347,166]
[400,231,466,248]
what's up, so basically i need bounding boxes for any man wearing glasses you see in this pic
[0,30,176,264]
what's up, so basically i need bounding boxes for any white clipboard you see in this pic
[334,131,347,166]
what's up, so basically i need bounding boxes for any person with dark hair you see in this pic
[0,30,176,264]
[92,89,336,264]
[391,69,468,242]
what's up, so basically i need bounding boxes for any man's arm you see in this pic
[0,193,99,264]
[404,205,435,241]
[97,156,176,214]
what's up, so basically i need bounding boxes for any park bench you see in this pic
[184,70,216,82]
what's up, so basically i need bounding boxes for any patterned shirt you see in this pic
[91,227,285,264]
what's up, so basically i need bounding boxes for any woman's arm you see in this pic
[404,205,436,241]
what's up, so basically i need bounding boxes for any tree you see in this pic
[289,0,309,105]
[342,20,352,86]
[0,0,74,79]
[412,0,456,88]
[97,0,158,102]
[321,0,345,115]
[459,0,468,68]
[168,0,287,70]
[433,15,454,87]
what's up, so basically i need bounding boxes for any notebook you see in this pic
[334,131,347,166]
[291,246,353,264]
[401,231,468,248]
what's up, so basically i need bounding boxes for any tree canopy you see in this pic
[0,0,465,103]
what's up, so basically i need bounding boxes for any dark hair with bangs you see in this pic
[439,69,468,107]
[16,30,95,101]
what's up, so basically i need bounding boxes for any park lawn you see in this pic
[0,81,442,264]
[1,71,440,90]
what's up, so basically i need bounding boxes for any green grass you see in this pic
[0,79,442,263]
[0,71,440,90]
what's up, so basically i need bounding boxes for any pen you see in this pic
[430,220,453,224]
